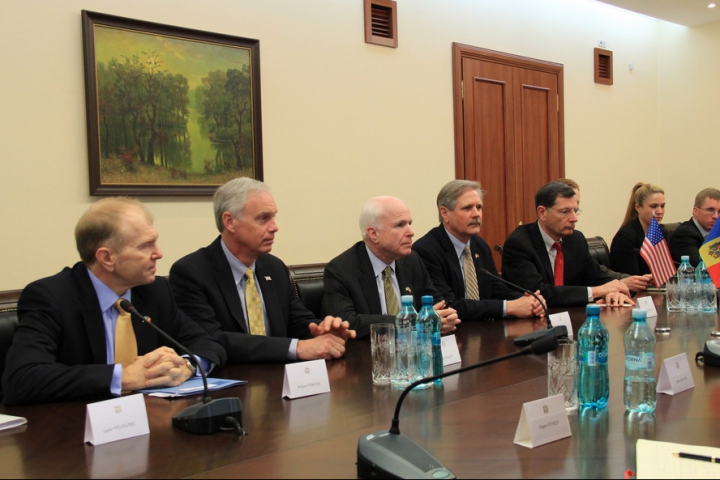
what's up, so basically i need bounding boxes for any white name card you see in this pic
[441,334,461,366]
[657,352,695,395]
[282,359,330,399]
[84,394,149,446]
[514,394,571,449]
[636,296,658,318]
[549,312,573,340]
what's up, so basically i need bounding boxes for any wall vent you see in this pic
[594,48,613,85]
[364,0,397,48]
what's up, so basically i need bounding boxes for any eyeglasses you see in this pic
[698,207,720,216]
[549,207,581,217]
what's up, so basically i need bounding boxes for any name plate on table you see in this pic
[636,296,658,318]
[549,312,573,340]
[282,359,330,399]
[441,334,461,366]
[657,352,695,395]
[514,394,571,449]
[84,394,149,446]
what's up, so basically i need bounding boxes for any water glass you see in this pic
[700,282,717,313]
[548,338,578,413]
[371,323,395,385]
[666,275,681,312]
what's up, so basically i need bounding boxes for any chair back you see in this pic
[586,236,611,268]
[0,308,19,400]
[288,264,326,319]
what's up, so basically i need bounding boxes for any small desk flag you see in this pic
[700,220,720,288]
[639,217,676,287]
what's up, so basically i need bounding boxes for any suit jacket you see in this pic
[2,263,226,406]
[412,225,520,321]
[610,218,668,276]
[169,236,316,364]
[321,241,441,339]
[501,222,614,307]
[669,217,704,267]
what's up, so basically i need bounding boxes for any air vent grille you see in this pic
[594,48,613,85]
[364,0,398,48]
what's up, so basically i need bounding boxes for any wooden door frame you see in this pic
[451,42,566,179]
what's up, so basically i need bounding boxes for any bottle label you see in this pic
[581,349,608,366]
[625,353,654,371]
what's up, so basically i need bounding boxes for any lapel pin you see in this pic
[265,276,272,281]
[474,254,479,259]
[405,287,412,293]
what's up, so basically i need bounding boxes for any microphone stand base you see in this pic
[357,430,455,479]
[173,397,244,435]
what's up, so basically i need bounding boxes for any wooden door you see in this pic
[452,44,564,268]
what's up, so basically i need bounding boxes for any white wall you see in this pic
[0,0,716,290]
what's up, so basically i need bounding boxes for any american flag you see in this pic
[639,217,676,287]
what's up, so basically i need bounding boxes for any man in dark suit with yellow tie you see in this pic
[170,178,354,364]
[413,180,545,321]
[2,198,226,405]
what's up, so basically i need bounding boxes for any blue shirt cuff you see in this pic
[288,339,298,362]
[110,364,123,396]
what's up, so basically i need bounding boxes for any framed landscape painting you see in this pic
[82,11,263,196]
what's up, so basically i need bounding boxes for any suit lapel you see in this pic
[73,265,108,364]
[531,223,554,282]
[357,245,383,313]
[255,257,287,337]
[209,239,248,333]
[434,227,465,297]
[130,287,159,355]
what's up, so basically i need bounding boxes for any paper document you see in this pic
[139,378,246,398]
[636,439,720,479]
[0,414,27,431]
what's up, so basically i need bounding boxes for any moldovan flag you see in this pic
[639,217,676,287]
[700,220,720,288]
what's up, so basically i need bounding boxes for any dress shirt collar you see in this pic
[538,222,561,253]
[692,218,710,238]
[221,238,256,285]
[87,268,131,312]
[444,227,468,259]
[365,244,396,278]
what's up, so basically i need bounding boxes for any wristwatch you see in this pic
[184,358,196,376]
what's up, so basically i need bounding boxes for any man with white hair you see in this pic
[322,196,460,339]
[170,178,354,364]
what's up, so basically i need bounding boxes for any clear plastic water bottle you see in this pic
[413,296,434,389]
[418,295,443,387]
[696,260,717,313]
[624,309,656,413]
[678,255,696,311]
[577,304,609,409]
[391,295,417,387]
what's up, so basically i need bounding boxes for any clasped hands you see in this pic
[301,316,357,361]
[121,346,193,392]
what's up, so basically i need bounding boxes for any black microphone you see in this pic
[119,300,245,436]
[357,332,559,479]
[477,268,568,347]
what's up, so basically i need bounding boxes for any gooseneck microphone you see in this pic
[477,268,568,346]
[119,300,245,436]
[357,333,559,479]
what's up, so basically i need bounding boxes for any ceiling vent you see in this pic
[364,0,398,48]
[594,48,613,85]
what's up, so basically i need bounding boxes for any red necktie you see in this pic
[553,242,564,286]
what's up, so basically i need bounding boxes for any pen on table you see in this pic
[673,452,720,463]
[593,303,633,307]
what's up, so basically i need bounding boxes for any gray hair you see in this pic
[213,177,270,232]
[359,196,394,239]
[436,180,483,222]
[535,181,576,209]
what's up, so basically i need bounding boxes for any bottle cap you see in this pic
[401,295,413,304]
[631,308,647,319]
[586,304,601,315]
[681,255,689,261]
[421,295,434,305]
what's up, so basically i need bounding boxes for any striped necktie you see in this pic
[463,244,480,300]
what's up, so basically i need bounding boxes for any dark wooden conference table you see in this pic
[2,294,720,479]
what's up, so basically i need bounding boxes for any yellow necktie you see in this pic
[114,299,138,368]
[245,269,267,335]
[383,266,399,316]
[463,244,480,300]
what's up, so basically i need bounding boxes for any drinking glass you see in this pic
[371,323,395,385]
[548,338,578,413]
[666,275,681,312]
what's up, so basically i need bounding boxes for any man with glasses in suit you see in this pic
[669,188,720,267]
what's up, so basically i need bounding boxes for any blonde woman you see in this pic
[610,182,667,276]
